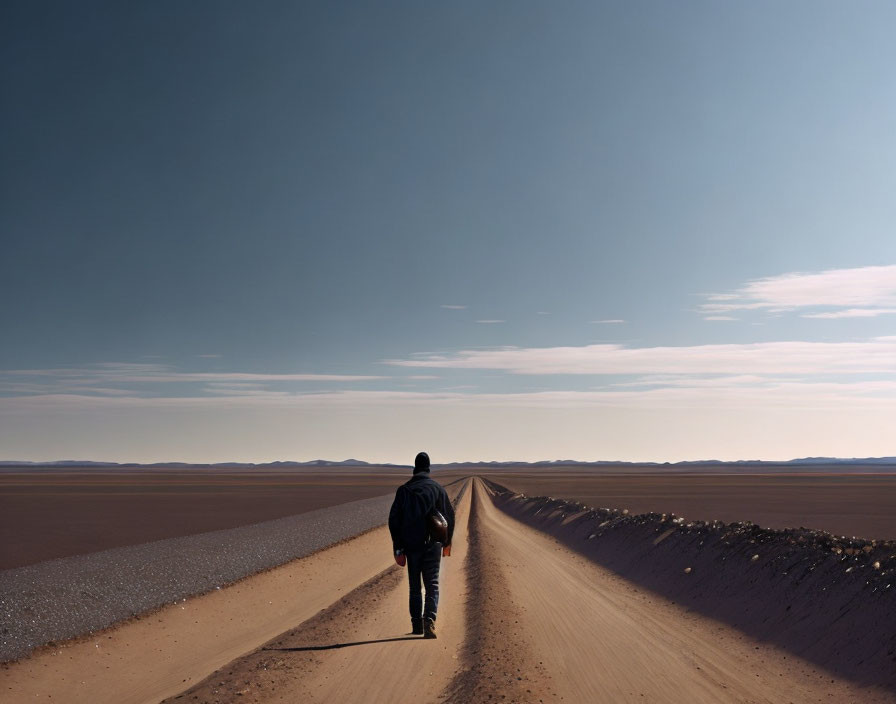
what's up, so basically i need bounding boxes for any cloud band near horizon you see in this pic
[385,337,896,376]
[700,264,896,318]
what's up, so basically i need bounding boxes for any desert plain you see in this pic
[2,463,895,703]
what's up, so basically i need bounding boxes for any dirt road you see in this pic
[5,478,893,703]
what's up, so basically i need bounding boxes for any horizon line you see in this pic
[3,455,896,467]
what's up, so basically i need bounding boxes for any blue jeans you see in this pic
[406,541,442,623]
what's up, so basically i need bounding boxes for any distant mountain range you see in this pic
[434,457,896,468]
[2,457,895,468]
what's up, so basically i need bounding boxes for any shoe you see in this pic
[411,618,424,635]
[423,619,436,639]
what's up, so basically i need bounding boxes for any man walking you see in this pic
[388,451,455,639]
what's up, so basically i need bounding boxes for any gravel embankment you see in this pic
[0,492,397,663]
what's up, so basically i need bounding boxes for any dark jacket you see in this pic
[388,472,455,552]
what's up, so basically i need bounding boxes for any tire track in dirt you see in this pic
[442,479,555,703]
[164,566,407,703]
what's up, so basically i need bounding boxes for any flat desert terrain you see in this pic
[483,466,896,540]
[2,465,895,703]
[0,466,468,568]
[3,463,894,570]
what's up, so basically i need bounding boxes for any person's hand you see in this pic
[442,544,451,557]
[394,550,406,567]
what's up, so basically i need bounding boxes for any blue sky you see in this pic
[2,2,895,462]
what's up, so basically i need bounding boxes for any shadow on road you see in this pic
[264,635,420,652]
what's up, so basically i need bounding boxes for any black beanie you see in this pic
[414,451,430,473]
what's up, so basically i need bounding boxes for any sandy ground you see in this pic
[4,477,893,703]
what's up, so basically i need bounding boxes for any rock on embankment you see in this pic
[483,478,896,693]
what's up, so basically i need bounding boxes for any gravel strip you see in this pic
[0,492,397,663]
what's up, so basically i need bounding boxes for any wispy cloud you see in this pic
[203,386,290,397]
[475,319,505,324]
[700,265,896,317]
[5,380,896,412]
[0,363,388,398]
[385,337,896,375]
[440,304,467,310]
[5,363,385,384]
[609,374,776,389]
[197,354,222,358]
[203,382,268,390]
[0,382,136,396]
[591,319,625,324]
[703,316,737,321]
[802,308,896,319]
